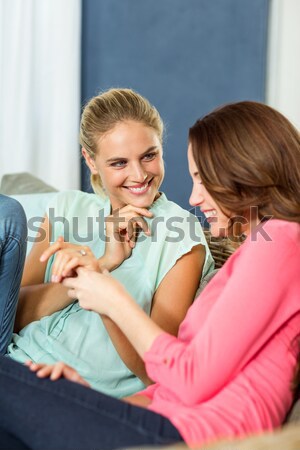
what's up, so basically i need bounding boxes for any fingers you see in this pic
[62,255,100,277]
[128,217,150,239]
[61,256,81,277]
[49,245,95,283]
[50,362,66,380]
[67,288,77,299]
[27,362,55,378]
[63,365,90,387]
[125,219,134,242]
[109,206,153,238]
[109,215,151,241]
[40,236,65,262]
[62,276,78,289]
[62,268,108,303]
[134,217,151,236]
[52,252,72,282]
[26,361,90,386]
[112,205,153,219]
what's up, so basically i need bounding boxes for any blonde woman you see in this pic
[5,88,212,397]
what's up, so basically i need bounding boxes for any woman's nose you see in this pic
[189,184,203,207]
[130,164,147,183]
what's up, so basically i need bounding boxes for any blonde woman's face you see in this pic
[86,120,164,210]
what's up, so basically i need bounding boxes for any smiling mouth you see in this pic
[202,210,217,218]
[124,178,153,194]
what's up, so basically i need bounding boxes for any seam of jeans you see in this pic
[0,229,26,246]
[0,235,26,349]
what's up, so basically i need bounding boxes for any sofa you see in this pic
[1,172,299,448]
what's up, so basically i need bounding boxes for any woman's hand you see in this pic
[40,237,100,283]
[25,360,90,387]
[62,268,128,316]
[63,267,163,360]
[102,205,153,270]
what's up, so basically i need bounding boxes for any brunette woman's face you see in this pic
[187,144,230,237]
[83,120,164,210]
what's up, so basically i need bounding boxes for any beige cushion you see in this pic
[0,172,57,195]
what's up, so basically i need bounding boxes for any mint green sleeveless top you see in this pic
[7,191,213,397]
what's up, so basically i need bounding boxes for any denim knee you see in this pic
[0,195,27,243]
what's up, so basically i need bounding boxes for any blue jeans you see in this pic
[0,195,27,355]
[0,357,183,450]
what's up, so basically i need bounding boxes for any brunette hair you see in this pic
[189,101,300,225]
[189,101,300,390]
[80,88,164,195]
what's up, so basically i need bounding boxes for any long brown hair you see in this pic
[189,101,300,224]
[189,100,300,392]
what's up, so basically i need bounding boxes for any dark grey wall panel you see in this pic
[81,0,269,210]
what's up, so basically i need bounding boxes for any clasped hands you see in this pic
[40,205,153,283]
[38,205,152,311]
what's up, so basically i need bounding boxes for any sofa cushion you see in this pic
[0,172,57,195]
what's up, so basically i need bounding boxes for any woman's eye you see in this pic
[143,152,156,161]
[111,160,126,168]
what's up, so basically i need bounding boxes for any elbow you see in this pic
[176,377,221,406]
[142,374,154,386]
[176,385,210,406]
[167,369,213,406]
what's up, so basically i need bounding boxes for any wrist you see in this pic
[108,289,136,322]
[98,256,120,272]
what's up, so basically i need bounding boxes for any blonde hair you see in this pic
[80,88,164,196]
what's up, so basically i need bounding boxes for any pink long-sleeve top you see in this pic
[141,219,300,447]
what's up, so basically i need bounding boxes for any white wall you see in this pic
[266,0,300,128]
[0,0,81,190]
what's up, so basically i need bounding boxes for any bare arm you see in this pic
[16,216,72,330]
[100,243,205,385]
[15,283,70,332]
